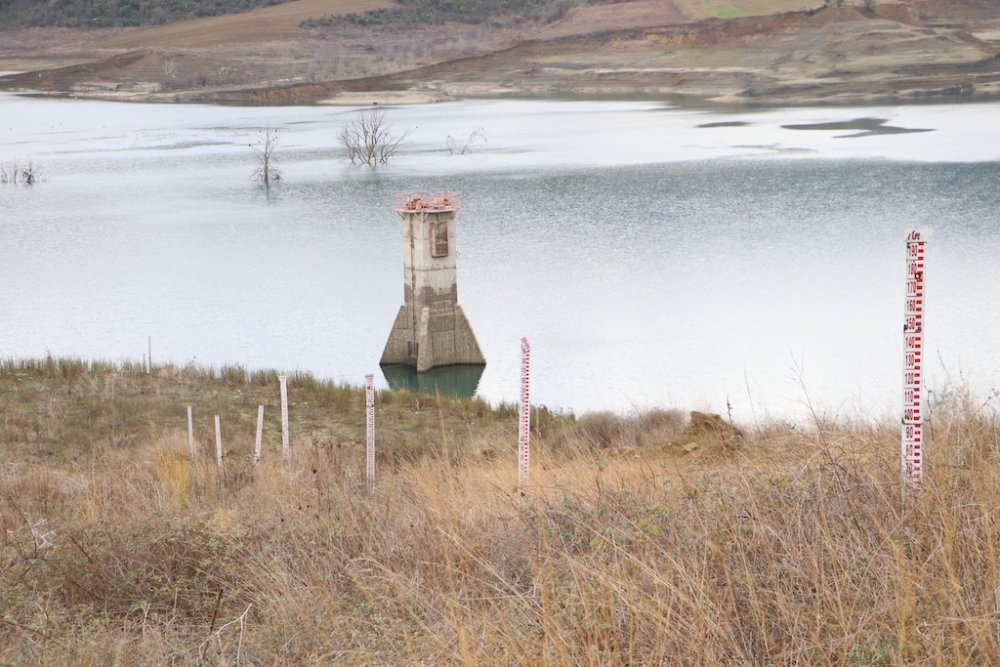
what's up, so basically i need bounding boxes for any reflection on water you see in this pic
[1,95,999,419]
[381,364,485,398]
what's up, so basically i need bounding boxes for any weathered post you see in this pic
[254,404,264,464]
[214,415,223,470]
[279,375,290,463]
[187,405,195,459]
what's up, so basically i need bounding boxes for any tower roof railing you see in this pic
[395,193,461,213]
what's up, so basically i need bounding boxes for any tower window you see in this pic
[430,222,449,258]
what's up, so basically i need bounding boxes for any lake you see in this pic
[1,94,998,421]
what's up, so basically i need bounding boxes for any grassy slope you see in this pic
[0,357,537,466]
[0,0,299,29]
[3,358,1000,663]
[674,0,821,19]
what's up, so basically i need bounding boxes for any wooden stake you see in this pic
[214,415,223,469]
[254,404,264,464]
[279,375,290,463]
[187,405,195,459]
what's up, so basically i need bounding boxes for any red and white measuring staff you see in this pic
[902,229,928,492]
[365,373,376,490]
[518,338,531,487]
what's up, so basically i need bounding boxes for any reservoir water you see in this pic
[0,94,998,420]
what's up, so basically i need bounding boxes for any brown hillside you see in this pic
[0,0,998,106]
[88,0,392,48]
[534,0,695,39]
[208,2,997,107]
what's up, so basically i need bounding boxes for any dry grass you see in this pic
[2,358,1000,664]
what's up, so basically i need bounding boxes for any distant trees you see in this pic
[302,0,580,28]
[338,109,411,166]
[0,0,294,29]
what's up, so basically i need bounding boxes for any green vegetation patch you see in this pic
[0,356,563,466]
[710,5,755,18]
[302,0,584,28]
[0,0,295,29]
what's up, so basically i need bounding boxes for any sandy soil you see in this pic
[0,0,998,107]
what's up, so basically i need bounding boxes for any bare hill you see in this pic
[0,0,998,106]
[88,0,393,49]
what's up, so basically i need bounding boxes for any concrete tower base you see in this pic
[381,303,485,373]
[380,194,485,374]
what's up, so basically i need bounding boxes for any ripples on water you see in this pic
[1,95,998,419]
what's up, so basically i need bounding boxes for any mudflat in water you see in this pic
[781,117,935,138]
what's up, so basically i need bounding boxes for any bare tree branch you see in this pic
[339,109,411,166]
[446,128,487,155]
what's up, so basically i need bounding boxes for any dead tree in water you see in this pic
[447,128,487,155]
[0,160,39,185]
[250,128,282,189]
[339,109,411,166]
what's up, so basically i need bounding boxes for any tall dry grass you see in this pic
[2,360,1000,664]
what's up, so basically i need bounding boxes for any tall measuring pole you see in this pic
[518,338,531,487]
[902,229,928,493]
[365,373,376,491]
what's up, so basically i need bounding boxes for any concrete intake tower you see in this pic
[380,195,485,373]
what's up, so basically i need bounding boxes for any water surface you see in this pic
[1,95,998,420]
